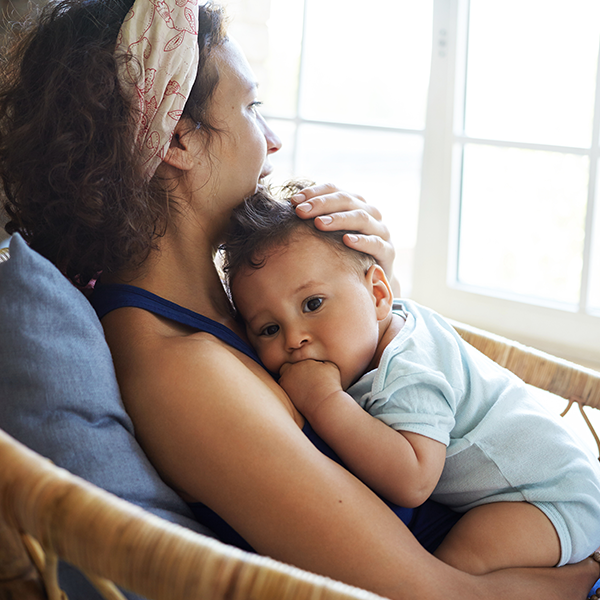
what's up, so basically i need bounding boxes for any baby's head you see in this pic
[222,187,394,388]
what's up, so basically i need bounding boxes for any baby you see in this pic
[222,187,600,575]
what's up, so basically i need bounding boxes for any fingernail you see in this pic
[318,216,333,225]
[296,202,312,213]
[346,234,359,242]
[292,193,306,204]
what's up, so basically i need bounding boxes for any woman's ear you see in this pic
[162,121,198,172]
[365,264,394,322]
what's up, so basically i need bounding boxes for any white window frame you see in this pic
[412,0,600,367]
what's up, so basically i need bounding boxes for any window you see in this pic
[223,0,433,294]
[224,0,600,367]
[413,0,600,367]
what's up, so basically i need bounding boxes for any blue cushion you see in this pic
[0,234,211,599]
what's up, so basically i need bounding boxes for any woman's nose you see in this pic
[260,114,282,155]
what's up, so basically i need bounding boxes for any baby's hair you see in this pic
[221,182,376,291]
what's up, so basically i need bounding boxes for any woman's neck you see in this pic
[102,230,235,327]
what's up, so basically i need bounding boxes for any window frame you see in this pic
[412,0,600,367]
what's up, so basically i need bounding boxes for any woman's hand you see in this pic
[290,183,401,296]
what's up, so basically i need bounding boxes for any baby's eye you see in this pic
[260,324,279,337]
[303,297,323,313]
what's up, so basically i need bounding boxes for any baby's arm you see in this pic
[279,360,446,508]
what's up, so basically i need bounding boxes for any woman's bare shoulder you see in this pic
[108,312,294,421]
[102,305,284,403]
[101,308,300,489]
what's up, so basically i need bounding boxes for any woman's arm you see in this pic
[108,318,599,600]
[279,359,446,508]
[290,183,401,296]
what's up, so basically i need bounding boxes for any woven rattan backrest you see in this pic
[451,320,600,459]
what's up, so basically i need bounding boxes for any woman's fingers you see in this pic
[309,207,396,279]
[312,208,390,242]
[343,233,401,297]
[292,183,382,221]
[291,182,400,295]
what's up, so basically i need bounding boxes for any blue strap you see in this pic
[91,283,263,365]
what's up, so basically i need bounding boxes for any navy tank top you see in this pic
[90,283,460,554]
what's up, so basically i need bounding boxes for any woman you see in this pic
[1,0,598,597]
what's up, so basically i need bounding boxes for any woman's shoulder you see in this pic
[108,309,270,388]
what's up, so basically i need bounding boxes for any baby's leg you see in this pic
[434,501,561,575]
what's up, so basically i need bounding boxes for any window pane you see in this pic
[589,163,600,313]
[222,0,305,118]
[458,145,588,305]
[465,0,600,147]
[300,0,432,130]
[295,124,423,291]
[262,0,305,117]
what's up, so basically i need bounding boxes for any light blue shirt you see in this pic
[347,300,600,563]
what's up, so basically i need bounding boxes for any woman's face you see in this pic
[201,39,281,208]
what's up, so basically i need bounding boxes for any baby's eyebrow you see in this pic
[293,280,319,295]
[240,309,264,329]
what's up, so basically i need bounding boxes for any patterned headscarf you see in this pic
[116,0,200,178]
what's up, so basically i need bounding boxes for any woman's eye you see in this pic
[249,101,263,113]
[303,297,323,313]
[260,324,279,337]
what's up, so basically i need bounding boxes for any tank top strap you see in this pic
[91,283,263,365]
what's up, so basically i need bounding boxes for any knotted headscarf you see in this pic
[116,0,200,178]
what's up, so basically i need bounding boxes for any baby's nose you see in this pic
[286,330,311,351]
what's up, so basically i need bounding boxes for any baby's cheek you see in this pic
[256,345,281,374]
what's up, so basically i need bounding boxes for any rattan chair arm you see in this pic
[0,428,384,600]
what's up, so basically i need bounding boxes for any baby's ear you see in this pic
[366,264,393,321]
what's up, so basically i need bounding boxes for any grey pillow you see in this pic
[0,234,211,599]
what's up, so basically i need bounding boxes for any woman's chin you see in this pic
[259,162,273,180]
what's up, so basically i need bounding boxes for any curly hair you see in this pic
[0,0,226,285]
[221,183,376,292]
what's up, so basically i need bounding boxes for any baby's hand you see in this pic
[279,360,343,419]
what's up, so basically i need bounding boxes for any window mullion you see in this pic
[290,0,310,175]
[579,37,600,314]
[413,0,461,300]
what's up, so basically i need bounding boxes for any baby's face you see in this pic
[231,231,381,389]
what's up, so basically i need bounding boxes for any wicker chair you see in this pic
[0,426,391,600]
[1,239,599,599]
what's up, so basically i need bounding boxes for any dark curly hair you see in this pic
[221,183,376,293]
[0,0,226,285]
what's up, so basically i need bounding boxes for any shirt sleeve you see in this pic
[363,366,458,446]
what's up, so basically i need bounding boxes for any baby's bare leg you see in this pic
[434,502,561,575]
